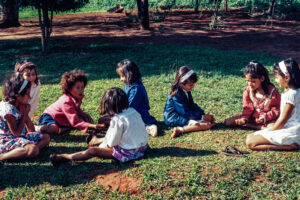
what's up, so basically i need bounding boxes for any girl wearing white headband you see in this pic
[246,58,300,151]
[164,66,215,139]
[0,75,50,161]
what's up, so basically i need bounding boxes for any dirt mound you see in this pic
[95,169,141,194]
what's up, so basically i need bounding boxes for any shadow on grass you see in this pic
[144,146,217,158]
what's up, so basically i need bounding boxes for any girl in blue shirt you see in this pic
[164,66,215,138]
[116,59,158,137]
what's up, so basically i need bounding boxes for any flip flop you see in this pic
[222,146,250,157]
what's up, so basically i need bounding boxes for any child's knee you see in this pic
[25,145,40,157]
[245,135,255,149]
[224,118,234,126]
[42,134,51,144]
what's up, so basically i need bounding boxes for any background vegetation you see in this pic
[0,39,299,199]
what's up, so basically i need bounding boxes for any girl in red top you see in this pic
[37,70,104,134]
[224,61,281,130]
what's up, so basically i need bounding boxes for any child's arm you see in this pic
[127,86,143,109]
[262,89,281,122]
[241,88,254,121]
[23,104,35,132]
[270,103,294,131]
[5,114,26,137]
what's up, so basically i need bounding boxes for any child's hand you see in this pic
[255,116,265,124]
[203,114,215,123]
[95,123,106,130]
[23,104,31,116]
[235,118,247,125]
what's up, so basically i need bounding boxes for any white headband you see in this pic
[279,61,289,76]
[18,80,29,94]
[180,70,195,83]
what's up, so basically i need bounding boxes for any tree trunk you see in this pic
[136,0,149,30]
[267,0,276,15]
[194,0,199,12]
[0,0,20,28]
[37,0,53,52]
[224,0,228,12]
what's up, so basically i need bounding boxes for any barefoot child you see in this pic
[50,88,149,165]
[14,60,41,118]
[0,75,50,161]
[116,59,158,136]
[246,58,300,151]
[163,66,215,139]
[38,70,104,134]
[224,61,281,129]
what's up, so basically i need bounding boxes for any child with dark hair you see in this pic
[246,58,300,151]
[116,59,158,137]
[14,60,41,118]
[0,75,50,161]
[224,61,281,129]
[37,69,104,134]
[164,66,215,139]
[50,88,149,165]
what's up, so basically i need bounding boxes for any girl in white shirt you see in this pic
[246,58,300,151]
[50,87,149,165]
[14,60,41,118]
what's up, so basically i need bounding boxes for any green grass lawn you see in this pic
[0,39,299,199]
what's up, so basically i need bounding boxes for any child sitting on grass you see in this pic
[0,75,50,161]
[116,59,158,136]
[164,66,215,139]
[246,58,300,151]
[37,69,104,134]
[50,87,149,165]
[14,60,41,118]
[224,61,281,130]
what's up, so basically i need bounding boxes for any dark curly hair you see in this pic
[14,60,39,85]
[244,60,273,95]
[273,58,300,89]
[99,87,129,116]
[116,59,142,85]
[2,74,31,104]
[61,69,88,95]
[171,66,197,97]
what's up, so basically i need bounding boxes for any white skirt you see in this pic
[254,125,300,145]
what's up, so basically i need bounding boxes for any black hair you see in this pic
[117,59,142,84]
[61,69,88,95]
[14,60,39,85]
[273,58,300,89]
[171,66,197,97]
[2,74,31,104]
[99,87,129,116]
[244,60,273,95]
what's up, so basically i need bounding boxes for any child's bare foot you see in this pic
[88,136,104,147]
[50,154,68,166]
[171,127,183,139]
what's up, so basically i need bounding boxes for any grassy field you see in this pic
[0,39,299,199]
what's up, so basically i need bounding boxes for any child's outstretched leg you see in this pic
[39,124,62,134]
[246,134,299,151]
[171,121,213,139]
[36,134,50,149]
[50,147,113,166]
[0,144,40,161]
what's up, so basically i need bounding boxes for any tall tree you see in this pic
[267,0,276,16]
[22,0,88,52]
[136,0,149,30]
[0,0,20,28]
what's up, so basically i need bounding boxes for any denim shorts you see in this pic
[38,113,58,126]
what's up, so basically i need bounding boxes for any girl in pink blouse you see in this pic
[224,61,281,130]
[37,70,104,134]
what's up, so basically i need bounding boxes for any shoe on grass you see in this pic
[146,124,158,137]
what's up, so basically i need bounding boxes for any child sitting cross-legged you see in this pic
[50,87,149,165]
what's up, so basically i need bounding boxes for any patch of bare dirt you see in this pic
[0,7,299,61]
[95,169,141,195]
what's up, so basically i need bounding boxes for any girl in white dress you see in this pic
[14,60,41,118]
[246,58,300,151]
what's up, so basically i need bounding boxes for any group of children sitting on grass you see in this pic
[0,58,299,165]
